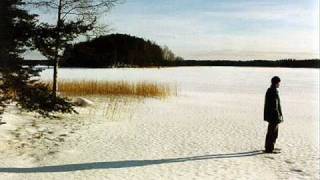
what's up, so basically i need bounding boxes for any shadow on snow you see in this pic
[0,150,263,173]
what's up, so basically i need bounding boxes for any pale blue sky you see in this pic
[26,0,319,60]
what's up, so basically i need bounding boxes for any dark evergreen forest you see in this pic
[61,34,180,67]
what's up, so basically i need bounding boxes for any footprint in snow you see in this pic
[285,160,294,164]
[290,168,308,176]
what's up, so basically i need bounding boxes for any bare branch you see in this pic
[61,12,92,18]
[25,0,59,9]
[61,5,87,19]
[60,0,80,9]
[65,0,117,12]
[60,0,119,21]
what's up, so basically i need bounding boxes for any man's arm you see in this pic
[269,90,281,122]
[276,93,283,122]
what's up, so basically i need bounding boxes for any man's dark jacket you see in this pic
[264,86,283,123]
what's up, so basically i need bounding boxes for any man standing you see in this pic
[264,76,283,153]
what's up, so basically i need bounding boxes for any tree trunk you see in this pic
[52,0,62,97]
[52,58,58,97]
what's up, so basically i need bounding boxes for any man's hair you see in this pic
[271,76,281,84]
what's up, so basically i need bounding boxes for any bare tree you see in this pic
[162,45,175,61]
[26,0,120,97]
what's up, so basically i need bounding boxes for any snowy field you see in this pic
[0,67,319,180]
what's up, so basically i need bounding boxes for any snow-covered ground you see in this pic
[0,67,319,179]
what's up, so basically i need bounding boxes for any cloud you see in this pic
[203,9,307,22]
[105,8,319,59]
[186,50,319,60]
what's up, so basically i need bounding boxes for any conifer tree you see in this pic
[0,0,76,122]
[27,0,119,96]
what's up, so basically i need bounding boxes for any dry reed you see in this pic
[46,80,176,97]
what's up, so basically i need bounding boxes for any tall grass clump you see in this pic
[46,80,177,97]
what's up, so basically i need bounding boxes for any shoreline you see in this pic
[24,59,320,69]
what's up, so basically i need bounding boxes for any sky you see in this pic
[26,0,320,60]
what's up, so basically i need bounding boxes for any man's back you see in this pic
[264,86,282,123]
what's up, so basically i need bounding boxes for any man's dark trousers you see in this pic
[265,122,279,152]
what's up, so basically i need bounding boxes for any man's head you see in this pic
[271,76,281,88]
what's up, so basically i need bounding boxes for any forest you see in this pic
[61,34,182,67]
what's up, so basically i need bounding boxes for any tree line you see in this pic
[61,34,182,67]
[160,59,320,68]
[24,58,320,68]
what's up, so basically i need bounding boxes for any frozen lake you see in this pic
[37,66,319,179]
[40,66,319,95]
